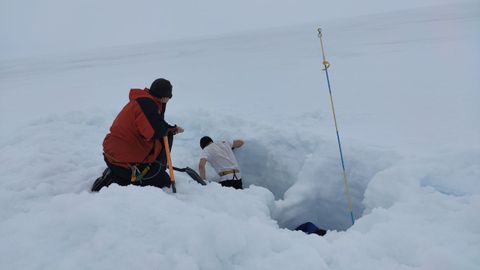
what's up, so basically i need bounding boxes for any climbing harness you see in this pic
[104,142,164,185]
[130,165,150,183]
[218,169,240,177]
[130,161,166,183]
[317,28,355,225]
[219,169,240,182]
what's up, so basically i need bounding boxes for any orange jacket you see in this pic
[103,88,170,168]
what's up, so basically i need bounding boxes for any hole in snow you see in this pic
[237,138,397,231]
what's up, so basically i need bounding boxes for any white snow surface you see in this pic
[1,2,479,270]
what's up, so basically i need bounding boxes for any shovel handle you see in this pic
[163,136,176,193]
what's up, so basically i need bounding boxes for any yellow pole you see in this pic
[163,136,176,193]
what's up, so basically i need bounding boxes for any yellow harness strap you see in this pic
[131,166,150,183]
[218,169,240,177]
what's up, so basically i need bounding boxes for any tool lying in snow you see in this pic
[173,166,206,186]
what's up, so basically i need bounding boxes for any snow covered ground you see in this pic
[1,1,479,269]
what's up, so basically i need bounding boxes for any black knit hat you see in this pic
[200,136,213,149]
[149,78,172,98]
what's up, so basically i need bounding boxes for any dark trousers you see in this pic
[105,158,171,189]
[219,179,243,190]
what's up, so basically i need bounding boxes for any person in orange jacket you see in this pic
[92,78,183,191]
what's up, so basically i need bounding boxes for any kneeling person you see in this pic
[198,136,244,189]
[93,78,184,192]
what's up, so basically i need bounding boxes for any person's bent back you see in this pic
[198,136,244,189]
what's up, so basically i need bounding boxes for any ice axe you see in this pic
[172,166,207,186]
[163,136,176,193]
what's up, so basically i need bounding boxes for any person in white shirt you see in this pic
[198,136,244,189]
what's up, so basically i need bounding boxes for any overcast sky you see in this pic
[0,0,464,59]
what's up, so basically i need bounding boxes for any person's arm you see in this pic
[137,98,184,138]
[136,98,170,139]
[232,139,244,149]
[198,158,207,180]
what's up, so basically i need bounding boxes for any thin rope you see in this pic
[141,161,164,180]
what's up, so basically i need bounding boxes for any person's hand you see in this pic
[169,126,184,135]
[175,126,184,134]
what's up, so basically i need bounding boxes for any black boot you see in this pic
[91,168,114,192]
